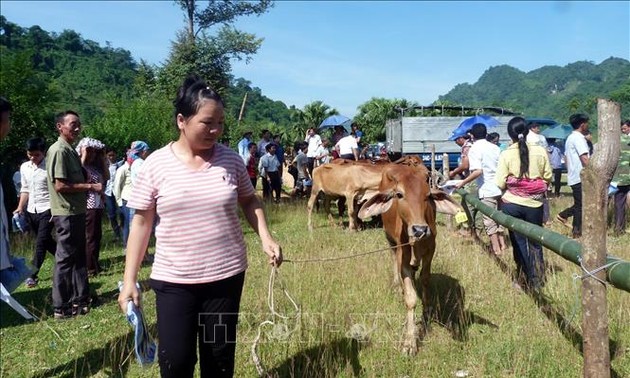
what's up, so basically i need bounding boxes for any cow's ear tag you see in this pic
[454,211,468,224]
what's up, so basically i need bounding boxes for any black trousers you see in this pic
[52,214,90,310]
[558,183,582,237]
[104,194,122,240]
[261,176,270,199]
[501,202,545,289]
[614,185,630,233]
[552,168,563,196]
[150,272,245,378]
[25,209,56,279]
[267,171,281,201]
[85,208,103,273]
[307,157,315,176]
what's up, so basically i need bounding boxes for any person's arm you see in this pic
[495,156,508,190]
[455,170,481,189]
[542,152,553,183]
[352,147,359,161]
[14,166,29,214]
[117,208,155,311]
[239,194,282,267]
[14,193,28,214]
[449,155,469,178]
[113,166,125,204]
[579,153,589,167]
[54,178,102,193]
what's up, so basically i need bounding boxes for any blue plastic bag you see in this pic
[118,282,157,366]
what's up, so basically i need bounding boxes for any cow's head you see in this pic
[358,165,461,243]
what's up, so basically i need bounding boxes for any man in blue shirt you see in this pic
[546,138,564,197]
[273,134,285,181]
[237,131,253,160]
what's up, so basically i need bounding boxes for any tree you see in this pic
[0,48,58,167]
[159,1,273,98]
[285,101,338,144]
[176,0,273,42]
[354,98,418,143]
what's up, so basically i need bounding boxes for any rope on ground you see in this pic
[283,242,412,264]
[251,267,300,377]
[251,241,413,375]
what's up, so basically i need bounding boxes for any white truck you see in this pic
[385,106,554,170]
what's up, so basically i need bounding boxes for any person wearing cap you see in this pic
[237,130,253,159]
[76,137,109,277]
[46,110,99,318]
[455,123,507,256]
[448,131,472,179]
[128,141,150,187]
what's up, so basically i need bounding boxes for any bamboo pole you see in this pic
[455,189,630,293]
[580,99,620,378]
[237,92,248,127]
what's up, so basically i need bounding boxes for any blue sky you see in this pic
[2,1,628,117]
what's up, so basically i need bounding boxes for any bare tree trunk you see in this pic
[581,98,620,378]
[183,0,196,43]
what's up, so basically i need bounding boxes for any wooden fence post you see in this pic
[581,98,621,378]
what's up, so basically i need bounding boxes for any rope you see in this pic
[251,267,300,377]
[576,255,623,285]
[284,242,412,264]
[251,240,412,375]
[251,243,411,377]
[564,254,623,327]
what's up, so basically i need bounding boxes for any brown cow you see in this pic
[307,156,429,231]
[358,163,460,355]
[307,162,384,231]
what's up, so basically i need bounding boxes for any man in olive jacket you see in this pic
[47,110,102,319]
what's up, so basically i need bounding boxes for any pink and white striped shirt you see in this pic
[127,143,255,284]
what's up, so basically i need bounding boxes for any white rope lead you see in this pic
[576,255,623,285]
[565,254,623,327]
[252,267,301,377]
[252,241,413,375]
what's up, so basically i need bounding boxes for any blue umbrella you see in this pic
[541,124,573,140]
[319,115,352,132]
[448,114,500,141]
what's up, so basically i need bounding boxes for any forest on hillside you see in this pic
[1,13,629,171]
[438,58,630,124]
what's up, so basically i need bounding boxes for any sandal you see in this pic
[555,215,570,228]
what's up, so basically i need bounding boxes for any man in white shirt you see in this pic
[257,129,272,158]
[104,148,124,242]
[314,138,331,166]
[304,127,322,175]
[258,143,281,202]
[335,133,359,161]
[526,122,548,148]
[13,137,56,288]
[557,114,590,238]
[456,123,506,255]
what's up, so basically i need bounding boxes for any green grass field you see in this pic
[1,193,629,377]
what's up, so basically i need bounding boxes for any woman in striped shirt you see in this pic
[118,74,282,378]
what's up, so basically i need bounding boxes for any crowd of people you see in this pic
[3,82,630,376]
[235,121,366,200]
[451,115,630,291]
